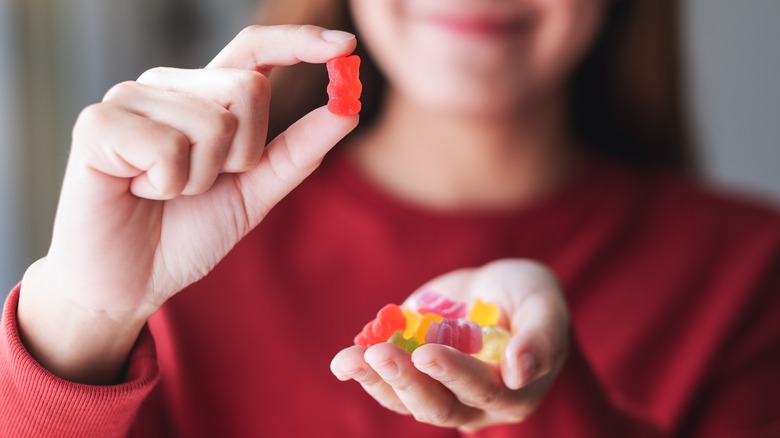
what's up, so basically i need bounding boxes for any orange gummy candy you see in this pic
[412,313,444,344]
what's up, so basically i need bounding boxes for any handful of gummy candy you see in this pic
[354,290,511,362]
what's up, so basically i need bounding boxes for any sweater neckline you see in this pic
[324,149,621,229]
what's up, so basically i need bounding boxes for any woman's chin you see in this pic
[411,90,525,120]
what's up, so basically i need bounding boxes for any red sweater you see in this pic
[2,153,780,437]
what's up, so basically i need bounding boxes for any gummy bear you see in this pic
[354,304,406,347]
[413,313,444,343]
[326,55,362,115]
[401,308,422,339]
[468,299,501,327]
[414,290,467,319]
[473,326,511,362]
[424,319,483,354]
[388,330,420,353]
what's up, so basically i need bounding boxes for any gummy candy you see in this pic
[401,308,422,339]
[354,304,406,347]
[414,290,467,319]
[413,313,444,343]
[424,319,483,354]
[326,55,362,115]
[352,293,510,362]
[388,330,420,353]
[468,299,500,327]
[473,326,511,362]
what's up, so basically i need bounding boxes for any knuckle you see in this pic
[293,24,323,38]
[471,385,502,408]
[237,24,263,39]
[137,66,171,86]
[389,380,414,393]
[291,24,309,38]
[73,103,113,141]
[155,181,182,199]
[268,24,307,39]
[103,81,139,102]
[415,404,458,427]
[183,178,215,196]
[235,71,271,102]
[160,130,191,161]
[227,147,264,173]
[357,373,385,389]
[211,109,239,143]
[154,136,190,196]
[75,103,110,128]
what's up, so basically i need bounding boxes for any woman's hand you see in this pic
[17,25,358,384]
[331,259,570,432]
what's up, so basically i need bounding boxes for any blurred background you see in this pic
[1,0,779,300]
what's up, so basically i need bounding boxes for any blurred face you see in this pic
[349,0,607,116]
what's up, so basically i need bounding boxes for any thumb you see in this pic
[501,292,570,390]
[236,106,358,227]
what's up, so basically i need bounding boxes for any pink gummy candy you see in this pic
[414,290,467,319]
[424,319,483,354]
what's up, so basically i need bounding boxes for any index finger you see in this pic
[364,343,481,428]
[206,25,357,74]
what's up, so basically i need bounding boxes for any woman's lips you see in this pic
[427,15,532,38]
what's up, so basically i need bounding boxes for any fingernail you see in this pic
[416,360,443,378]
[373,358,399,379]
[519,352,538,385]
[321,30,356,43]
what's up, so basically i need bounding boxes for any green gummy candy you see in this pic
[388,330,420,353]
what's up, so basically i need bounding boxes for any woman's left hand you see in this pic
[330,259,570,432]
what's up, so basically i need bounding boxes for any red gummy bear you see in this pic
[326,55,362,115]
[354,304,406,347]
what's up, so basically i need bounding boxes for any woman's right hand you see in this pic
[16,25,359,384]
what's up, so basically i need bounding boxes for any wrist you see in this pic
[17,259,148,384]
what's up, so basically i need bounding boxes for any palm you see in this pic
[410,260,565,331]
[332,259,571,431]
[43,171,234,314]
[150,174,250,299]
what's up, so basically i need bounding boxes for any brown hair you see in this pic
[259,0,695,173]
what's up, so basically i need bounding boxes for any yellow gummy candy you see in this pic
[473,326,511,362]
[413,313,444,344]
[468,299,501,327]
[401,308,422,339]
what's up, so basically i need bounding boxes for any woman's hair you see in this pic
[259,0,695,172]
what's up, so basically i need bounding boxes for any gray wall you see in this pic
[1,0,779,300]
[0,0,27,297]
[685,0,780,204]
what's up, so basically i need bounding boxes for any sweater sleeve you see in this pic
[0,283,160,438]
[468,333,663,438]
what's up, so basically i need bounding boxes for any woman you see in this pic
[2,0,779,436]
